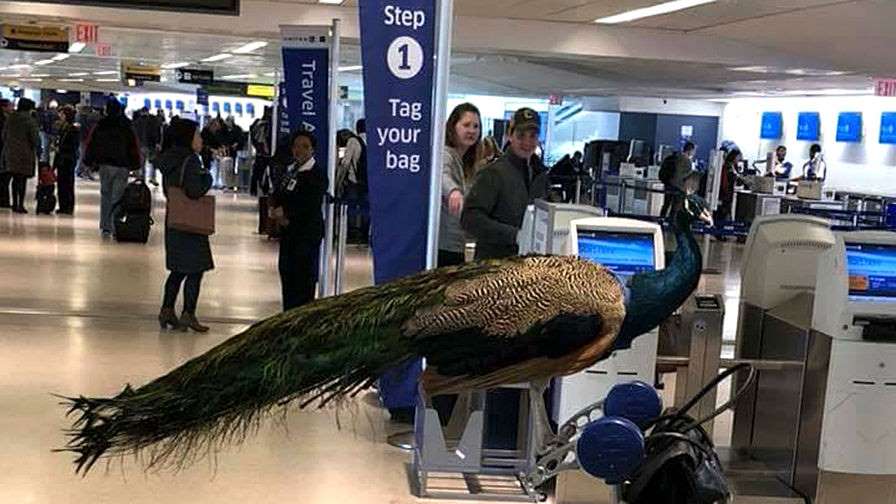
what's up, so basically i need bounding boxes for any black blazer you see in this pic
[272,161,328,243]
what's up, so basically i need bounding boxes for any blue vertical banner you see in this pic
[360,0,436,285]
[361,0,437,410]
[280,25,331,173]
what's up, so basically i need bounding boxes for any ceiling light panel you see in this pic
[201,53,232,62]
[595,0,717,24]
[232,41,268,54]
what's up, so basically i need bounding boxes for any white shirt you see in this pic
[288,157,316,175]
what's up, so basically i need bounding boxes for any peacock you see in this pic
[60,195,712,475]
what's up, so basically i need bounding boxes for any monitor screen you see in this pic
[760,112,783,140]
[846,242,896,299]
[836,112,862,142]
[576,230,656,282]
[797,112,820,141]
[881,112,896,144]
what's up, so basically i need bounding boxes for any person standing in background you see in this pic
[341,119,369,244]
[270,130,328,311]
[801,143,827,181]
[54,105,80,215]
[438,103,482,267]
[716,148,742,225]
[249,106,272,196]
[83,99,141,236]
[660,141,698,218]
[0,98,13,209]
[156,118,214,332]
[1,98,40,214]
[462,107,551,260]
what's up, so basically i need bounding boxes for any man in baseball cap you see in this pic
[461,107,551,260]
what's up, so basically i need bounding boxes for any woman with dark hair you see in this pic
[270,129,328,310]
[438,102,482,267]
[155,118,214,332]
[1,98,40,213]
[716,148,743,228]
[55,105,80,214]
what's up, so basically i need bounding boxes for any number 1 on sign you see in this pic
[398,43,411,70]
[387,36,423,80]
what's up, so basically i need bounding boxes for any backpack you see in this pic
[658,153,679,184]
[119,179,152,214]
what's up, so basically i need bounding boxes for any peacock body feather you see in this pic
[61,255,626,474]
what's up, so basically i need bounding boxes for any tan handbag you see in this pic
[167,155,215,236]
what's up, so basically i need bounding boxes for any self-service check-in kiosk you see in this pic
[730,215,896,501]
[549,216,666,504]
[730,214,836,498]
[554,217,665,425]
[810,231,896,502]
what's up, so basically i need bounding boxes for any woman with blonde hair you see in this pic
[438,103,482,267]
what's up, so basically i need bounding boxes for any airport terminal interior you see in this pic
[3,1,896,503]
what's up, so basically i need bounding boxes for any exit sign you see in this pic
[75,23,98,43]
[875,78,896,97]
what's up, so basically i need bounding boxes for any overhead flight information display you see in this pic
[30,0,239,15]
[846,242,896,299]
[576,231,656,282]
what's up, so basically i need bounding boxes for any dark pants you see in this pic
[344,183,370,243]
[0,173,10,207]
[279,236,321,311]
[11,175,26,209]
[437,249,465,268]
[660,185,684,218]
[162,271,204,314]
[57,159,76,214]
[250,155,269,196]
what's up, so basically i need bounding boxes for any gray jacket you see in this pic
[461,151,550,260]
[670,154,699,192]
[438,146,469,253]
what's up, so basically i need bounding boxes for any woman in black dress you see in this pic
[155,118,215,332]
[270,130,328,311]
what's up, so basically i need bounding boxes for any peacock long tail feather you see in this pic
[58,260,504,475]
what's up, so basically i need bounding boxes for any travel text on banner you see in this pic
[280,25,331,173]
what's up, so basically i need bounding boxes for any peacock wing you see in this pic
[402,256,626,395]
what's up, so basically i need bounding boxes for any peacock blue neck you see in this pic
[613,212,702,351]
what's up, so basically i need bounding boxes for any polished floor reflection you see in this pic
[0,181,748,503]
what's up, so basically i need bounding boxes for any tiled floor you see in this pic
[0,180,752,503]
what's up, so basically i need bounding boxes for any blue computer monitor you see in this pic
[836,112,862,142]
[797,112,820,141]
[760,112,783,139]
[881,113,896,144]
[845,242,896,300]
[576,230,657,283]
